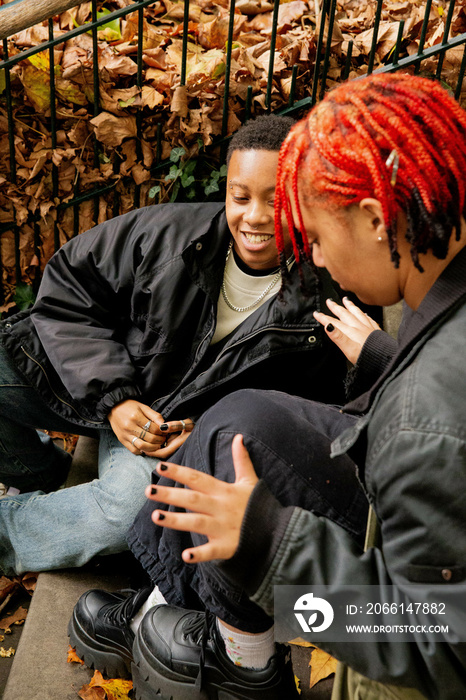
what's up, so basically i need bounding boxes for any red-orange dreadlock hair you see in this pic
[275,72,466,273]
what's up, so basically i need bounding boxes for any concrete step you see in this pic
[3,568,130,700]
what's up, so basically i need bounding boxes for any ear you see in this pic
[358,198,387,241]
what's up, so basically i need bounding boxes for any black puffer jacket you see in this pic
[0,202,346,428]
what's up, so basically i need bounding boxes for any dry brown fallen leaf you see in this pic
[0,605,28,631]
[78,669,133,700]
[44,431,79,454]
[288,636,315,648]
[0,647,15,658]
[294,673,302,694]
[309,646,338,689]
[78,684,106,700]
[0,0,461,311]
[16,571,38,593]
[288,637,337,689]
[0,577,20,616]
[67,644,85,665]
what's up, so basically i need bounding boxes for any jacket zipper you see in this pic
[149,322,215,409]
[164,325,319,409]
[212,325,318,366]
[152,324,317,411]
[194,323,215,364]
[21,346,104,425]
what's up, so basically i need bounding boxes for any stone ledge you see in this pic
[3,568,129,700]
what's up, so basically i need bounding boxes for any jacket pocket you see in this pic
[126,325,171,357]
[407,564,465,583]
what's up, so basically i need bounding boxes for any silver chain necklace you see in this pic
[221,241,292,313]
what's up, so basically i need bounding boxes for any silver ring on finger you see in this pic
[139,428,147,440]
[142,420,151,431]
[180,419,186,432]
[131,436,139,447]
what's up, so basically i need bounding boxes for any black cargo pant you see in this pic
[127,389,368,632]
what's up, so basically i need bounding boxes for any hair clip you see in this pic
[385,149,399,187]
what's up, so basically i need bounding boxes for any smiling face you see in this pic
[225,149,292,270]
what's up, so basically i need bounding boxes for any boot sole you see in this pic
[131,656,241,700]
[131,630,288,700]
[68,610,132,679]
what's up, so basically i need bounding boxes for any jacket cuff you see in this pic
[95,386,142,419]
[346,330,397,400]
[217,480,295,597]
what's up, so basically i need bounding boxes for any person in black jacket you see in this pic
[0,114,356,575]
[70,74,466,700]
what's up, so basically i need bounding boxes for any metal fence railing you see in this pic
[0,0,465,310]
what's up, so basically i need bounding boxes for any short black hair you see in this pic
[226,114,296,165]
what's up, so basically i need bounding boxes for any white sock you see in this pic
[216,619,275,670]
[130,585,167,634]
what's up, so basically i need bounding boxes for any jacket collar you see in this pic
[183,212,322,330]
[344,245,466,416]
[181,207,230,302]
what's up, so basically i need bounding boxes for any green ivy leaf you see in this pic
[169,179,181,202]
[204,180,220,196]
[149,184,161,199]
[165,165,183,181]
[170,147,186,163]
[181,174,195,187]
[183,160,197,176]
[14,283,35,311]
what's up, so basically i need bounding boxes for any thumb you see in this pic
[231,434,259,485]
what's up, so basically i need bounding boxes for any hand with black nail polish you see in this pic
[143,436,258,564]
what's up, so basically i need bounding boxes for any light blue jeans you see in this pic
[0,345,155,574]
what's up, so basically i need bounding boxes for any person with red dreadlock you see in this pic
[70,73,466,700]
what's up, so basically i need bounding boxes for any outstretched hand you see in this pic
[314,297,381,365]
[146,434,259,563]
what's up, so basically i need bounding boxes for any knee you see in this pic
[90,461,153,528]
[198,389,277,435]
[194,389,296,456]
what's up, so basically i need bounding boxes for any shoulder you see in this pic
[368,301,466,453]
[85,201,225,240]
[56,202,227,260]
